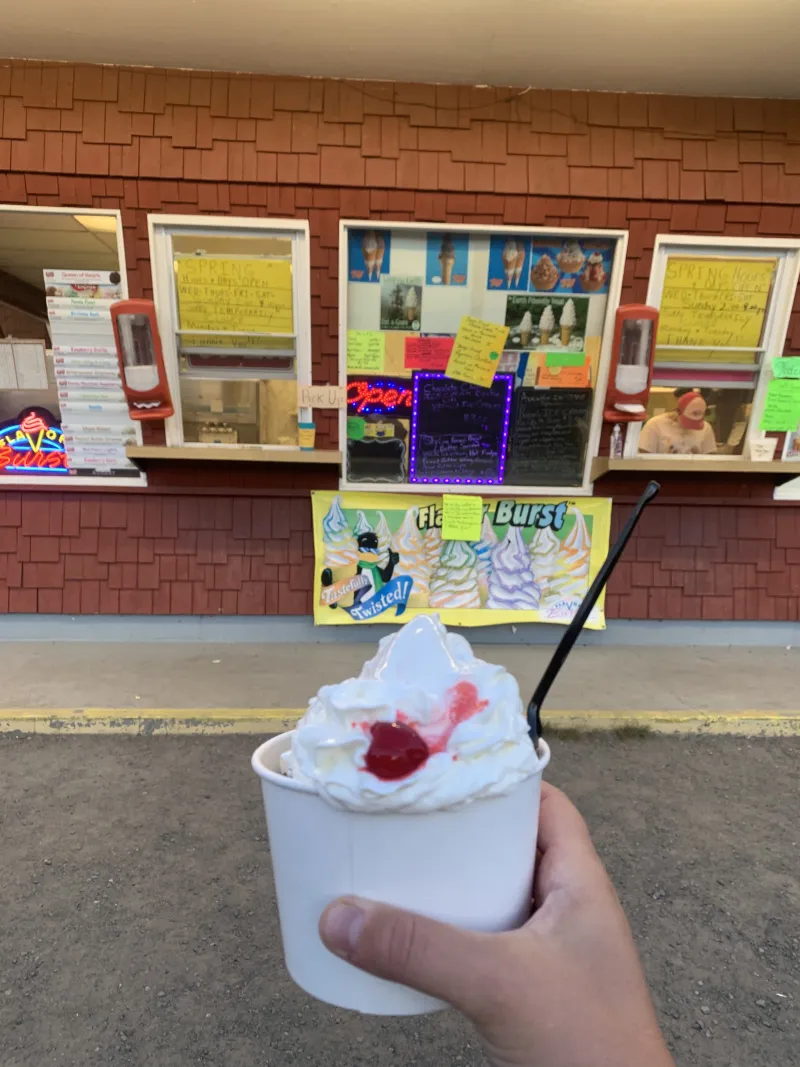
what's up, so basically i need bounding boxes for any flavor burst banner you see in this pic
[312,491,611,629]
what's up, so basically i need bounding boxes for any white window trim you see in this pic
[624,234,800,461]
[147,214,314,449]
[0,203,146,488]
[338,219,628,496]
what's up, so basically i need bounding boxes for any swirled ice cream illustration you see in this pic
[322,495,358,571]
[528,524,561,599]
[429,540,481,610]
[424,525,442,573]
[354,510,373,538]
[392,506,431,607]
[471,513,498,604]
[545,510,591,605]
[487,526,541,610]
[375,512,393,568]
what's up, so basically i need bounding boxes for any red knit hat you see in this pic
[677,391,706,430]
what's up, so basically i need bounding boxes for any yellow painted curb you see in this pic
[2,708,800,736]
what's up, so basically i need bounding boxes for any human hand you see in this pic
[319,782,675,1067]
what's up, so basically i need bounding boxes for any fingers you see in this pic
[534,782,609,905]
[319,897,505,1018]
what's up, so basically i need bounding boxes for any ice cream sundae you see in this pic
[556,240,585,274]
[283,614,538,812]
[530,253,560,292]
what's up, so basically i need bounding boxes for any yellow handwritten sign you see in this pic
[176,257,294,337]
[347,330,385,372]
[446,317,509,389]
[298,384,346,409]
[657,257,775,364]
[442,494,483,542]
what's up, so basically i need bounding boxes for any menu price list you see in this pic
[44,270,139,478]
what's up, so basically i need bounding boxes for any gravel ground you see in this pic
[1,734,798,1067]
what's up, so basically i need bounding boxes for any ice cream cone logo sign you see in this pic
[314,492,611,628]
[0,408,68,474]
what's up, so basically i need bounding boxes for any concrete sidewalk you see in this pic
[3,641,800,715]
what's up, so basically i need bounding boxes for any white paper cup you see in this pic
[252,731,551,1015]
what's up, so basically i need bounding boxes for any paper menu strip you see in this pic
[0,343,18,390]
[176,256,293,336]
[12,341,49,390]
[441,494,483,541]
[346,330,385,372]
[657,256,775,353]
[445,316,509,389]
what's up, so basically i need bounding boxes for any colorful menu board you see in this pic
[44,269,141,480]
[409,373,513,484]
[344,226,620,487]
[657,256,775,362]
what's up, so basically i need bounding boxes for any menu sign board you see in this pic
[505,387,592,487]
[409,373,513,484]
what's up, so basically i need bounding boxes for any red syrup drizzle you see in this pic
[361,681,489,781]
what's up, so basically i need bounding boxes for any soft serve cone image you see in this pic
[486,526,541,611]
[560,298,577,346]
[361,230,379,280]
[438,236,456,285]
[354,510,373,538]
[518,310,533,347]
[538,304,555,346]
[251,615,550,1014]
[404,285,419,325]
[428,539,481,610]
[321,496,359,608]
[513,243,526,287]
[392,506,431,608]
[501,239,518,287]
[471,513,498,604]
[544,509,591,606]
[375,233,386,279]
[528,523,561,601]
[424,525,442,573]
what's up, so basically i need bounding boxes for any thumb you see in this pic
[319,896,503,1016]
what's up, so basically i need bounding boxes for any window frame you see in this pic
[624,233,800,461]
[0,203,146,488]
[337,218,628,496]
[148,214,314,450]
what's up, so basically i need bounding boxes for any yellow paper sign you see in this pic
[446,317,509,389]
[298,384,346,409]
[441,494,483,542]
[658,256,775,363]
[347,330,385,372]
[176,257,293,336]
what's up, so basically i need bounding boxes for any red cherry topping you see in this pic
[364,721,430,781]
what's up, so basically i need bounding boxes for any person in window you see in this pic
[639,389,716,455]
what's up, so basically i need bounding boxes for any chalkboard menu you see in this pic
[347,437,406,483]
[505,387,592,486]
[410,373,513,484]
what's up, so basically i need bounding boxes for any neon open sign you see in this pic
[347,377,413,416]
[0,409,68,474]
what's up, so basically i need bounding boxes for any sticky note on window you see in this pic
[404,335,454,370]
[545,352,586,368]
[346,416,366,440]
[772,357,800,380]
[445,317,509,389]
[760,378,800,431]
[347,330,385,372]
[441,494,483,542]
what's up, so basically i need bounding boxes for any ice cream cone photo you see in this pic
[538,304,555,347]
[513,245,526,287]
[561,328,572,345]
[438,236,456,285]
[501,239,518,288]
[375,233,386,279]
[559,299,577,348]
[519,310,533,347]
[362,230,379,281]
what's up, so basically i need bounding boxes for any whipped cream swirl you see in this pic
[284,615,540,813]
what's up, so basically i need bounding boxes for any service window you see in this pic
[624,236,800,460]
[339,221,627,494]
[148,216,312,449]
[0,205,144,486]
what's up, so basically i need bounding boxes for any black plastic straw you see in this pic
[527,480,660,739]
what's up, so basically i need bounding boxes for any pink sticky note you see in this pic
[404,336,454,371]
